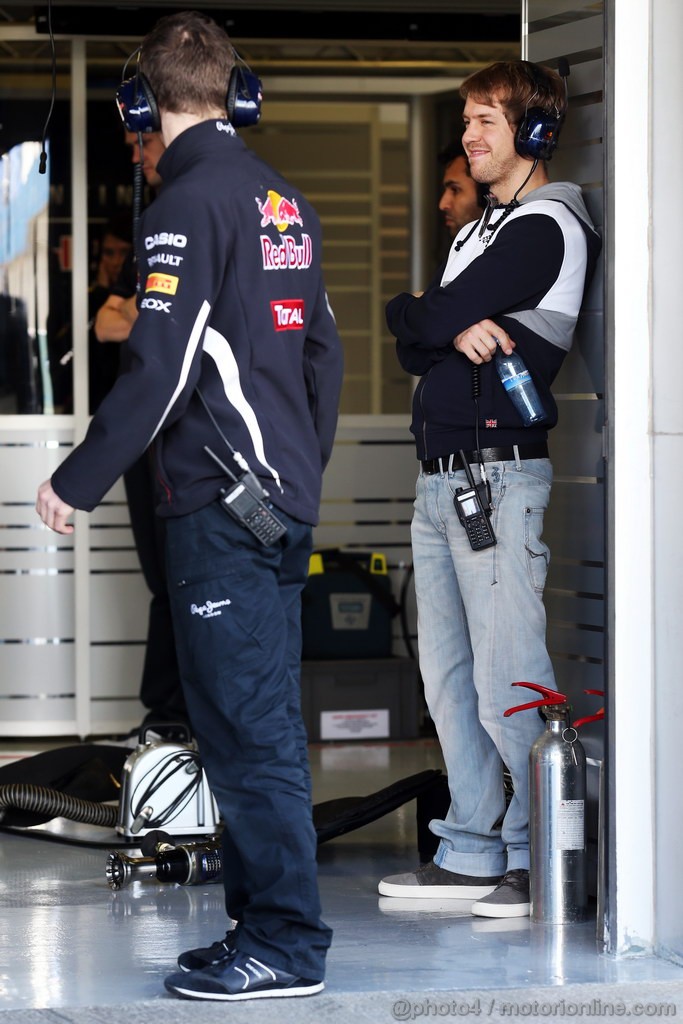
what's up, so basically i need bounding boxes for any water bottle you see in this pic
[494,340,546,426]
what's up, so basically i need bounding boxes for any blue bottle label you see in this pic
[502,370,531,391]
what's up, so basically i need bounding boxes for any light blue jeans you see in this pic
[412,455,554,876]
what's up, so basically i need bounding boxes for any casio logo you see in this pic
[144,232,188,250]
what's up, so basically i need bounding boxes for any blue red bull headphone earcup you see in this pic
[514,60,565,162]
[116,72,160,134]
[514,105,563,160]
[116,65,262,133]
[226,66,262,128]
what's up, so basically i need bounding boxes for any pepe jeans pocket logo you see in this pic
[190,597,232,619]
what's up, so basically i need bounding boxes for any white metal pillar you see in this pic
[607,0,655,954]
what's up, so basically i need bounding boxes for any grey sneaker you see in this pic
[471,868,530,918]
[378,860,502,899]
[177,929,238,972]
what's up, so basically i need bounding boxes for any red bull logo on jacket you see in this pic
[261,234,312,270]
[255,190,304,232]
[255,189,313,270]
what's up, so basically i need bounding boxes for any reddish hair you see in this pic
[460,60,566,127]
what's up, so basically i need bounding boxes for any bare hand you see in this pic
[36,480,75,535]
[94,293,139,343]
[454,319,515,364]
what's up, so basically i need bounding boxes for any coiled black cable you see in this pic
[129,750,203,830]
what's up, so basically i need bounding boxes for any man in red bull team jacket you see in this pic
[35,11,343,1003]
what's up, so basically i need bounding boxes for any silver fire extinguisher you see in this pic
[505,682,587,924]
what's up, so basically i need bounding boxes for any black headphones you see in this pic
[115,58,262,133]
[514,60,568,162]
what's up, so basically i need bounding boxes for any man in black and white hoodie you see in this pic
[379,60,601,919]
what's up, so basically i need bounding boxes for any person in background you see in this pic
[94,131,165,345]
[87,217,132,413]
[437,140,485,239]
[93,131,189,739]
[93,218,132,292]
[378,60,601,919]
[36,9,343,1001]
[48,216,133,415]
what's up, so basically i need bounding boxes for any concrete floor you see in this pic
[2,737,683,1023]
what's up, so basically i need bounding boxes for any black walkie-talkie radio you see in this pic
[205,446,287,547]
[454,450,496,551]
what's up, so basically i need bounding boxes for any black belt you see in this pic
[421,442,549,475]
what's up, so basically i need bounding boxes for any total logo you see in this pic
[271,299,304,331]
[255,190,303,232]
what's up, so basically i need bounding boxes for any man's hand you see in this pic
[36,480,75,535]
[94,293,138,343]
[454,318,515,364]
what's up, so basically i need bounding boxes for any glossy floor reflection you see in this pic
[1,737,683,1017]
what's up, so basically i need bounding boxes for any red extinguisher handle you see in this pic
[572,689,605,729]
[503,681,568,718]
[573,709,604,728]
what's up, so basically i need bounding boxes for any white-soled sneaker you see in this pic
[164,950,324,1002]
[471,868,530,918]
[177,929,237,972]
[378,860,502,899]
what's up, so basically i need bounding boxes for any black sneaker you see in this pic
[164,950,324,1001]
[471,868,530,918]
[177,929,237,972]
[378,860,502,899]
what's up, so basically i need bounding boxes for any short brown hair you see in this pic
[140,11,235,117]
[460,60,566,128]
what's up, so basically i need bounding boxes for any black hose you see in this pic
[0,784,118,828]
